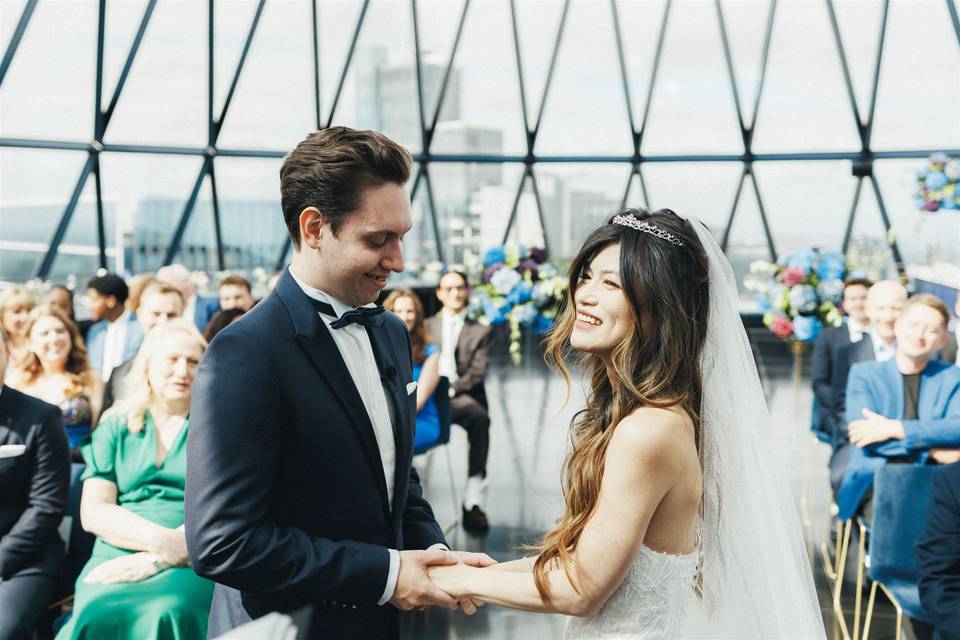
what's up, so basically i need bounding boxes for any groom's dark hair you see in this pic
[280,127,412,250]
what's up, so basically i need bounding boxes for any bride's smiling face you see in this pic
[570,243,633,357]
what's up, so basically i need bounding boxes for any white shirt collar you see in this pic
[442,308,467,323]
[288,268,374,319]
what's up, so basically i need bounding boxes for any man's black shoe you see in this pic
[462,505,490,533]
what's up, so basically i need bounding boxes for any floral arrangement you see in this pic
[915,152,960,213]
[466,245,568,364]
[747,249,849,344]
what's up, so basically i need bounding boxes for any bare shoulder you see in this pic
[609,406,695,468]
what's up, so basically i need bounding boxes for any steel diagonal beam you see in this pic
[421,166,444,264]
[0,0,38,88]
[841,176,864,252]
[530,0,571,144]
[215,0,267,139]
[93,156,107,269]
[637,0,672,147]
[721,167,748,251]
[411,0,429,154]
[508,0,533,143]
[948,0,960,47]
[620,167,638,210]
[825,0,866,139]
[610,0,639,152]
[749,171,778,261]
[425,0,471,149]
[502,167,531,244]
[526,166,550,256]
[714,0,748,142]
[164,158,212,266]
[209,161,225,270]
[748,0,777,133]
[867,173,905,279]
[325,0,370,128]
[863,0,890,147]
[102,0,157,132]
[37,156,96,278]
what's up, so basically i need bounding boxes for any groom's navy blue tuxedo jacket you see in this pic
[185,268,446,639]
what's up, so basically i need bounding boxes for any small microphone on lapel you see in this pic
[382,366,398,383]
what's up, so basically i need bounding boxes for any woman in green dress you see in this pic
[57,319,214,640]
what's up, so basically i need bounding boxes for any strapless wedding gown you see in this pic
[564,544,699,640]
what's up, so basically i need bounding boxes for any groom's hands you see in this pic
[390,549,461,611]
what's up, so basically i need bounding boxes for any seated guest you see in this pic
[0,286,38,369]
[218,275,256,312]
[85,274,143,382]
[157,264,219,332]
[45,285,92,338]
[7,305,103,452]
[101,282,184,416]
[123,274,156,316]
[426,271,493,532]
[836,294,960,520]
[385,289,442,449]
[829,280,907,493]
[812,277,872,441]
[917,461,960,640]
[55,320,214,640]
[0,330,70,640]
[201,308,245,343]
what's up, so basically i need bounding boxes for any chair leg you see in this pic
[861,582,878,640]
[833,520,853,640]
[853,519,868,640]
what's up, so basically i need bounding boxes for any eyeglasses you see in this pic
[440,285,468,293]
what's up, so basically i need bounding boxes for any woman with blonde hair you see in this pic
[384,288,442,448]
[8,304,101,450]
[56,319,214,640]
[0,285,38,369]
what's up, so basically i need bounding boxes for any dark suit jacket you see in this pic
[192,296,221,334]
[941,332,958,366]
[831,336,878,446]
[100,357,135,418]
[917,461,960,640]
[0,386,69,580]
[185,269,446,639]
[811,324,855,438]
[425,314,493,408]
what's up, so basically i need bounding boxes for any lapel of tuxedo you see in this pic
[276,271,389,511]
[365,317,412,515]
[456,319,474,372]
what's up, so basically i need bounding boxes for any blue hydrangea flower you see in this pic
[816,252,846,281]
[533,314,554,334]
[538,262,558,279]
[506,280,533,305]
[793,316,823,343]
[491,267,522,295]
[483,246,506,268]
[925,171,948,190]
[788,285,818,313]
[817,278,845,303]
[786,250,816,274]
[512,303,537,326]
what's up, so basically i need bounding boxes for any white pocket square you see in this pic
[406,382,418,395]
[0,444,26,459]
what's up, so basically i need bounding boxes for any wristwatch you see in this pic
[141,553,171,571]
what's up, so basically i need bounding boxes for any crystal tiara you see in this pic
[611,215,684,247]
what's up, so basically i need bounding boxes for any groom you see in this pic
[186,127,492,639]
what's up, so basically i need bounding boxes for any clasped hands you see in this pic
[83,525,190,585]
[389,549,493,615]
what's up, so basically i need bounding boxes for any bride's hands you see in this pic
[428,564,486,614]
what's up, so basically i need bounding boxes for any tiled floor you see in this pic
[401,332,916,640]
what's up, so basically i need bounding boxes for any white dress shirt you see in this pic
[847,317,866,344]
[868,329,896,362]
[101,310,131,380]
[289,271,403,605]
[439,309,466,383]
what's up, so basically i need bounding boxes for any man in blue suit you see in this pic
[811,277,872,441]
[84,273,143,381]
[156,264,220,333]
[917,461,960,640]
[836,294,960,520]
[186,128,493,639]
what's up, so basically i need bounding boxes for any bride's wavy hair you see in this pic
[532,208,710,605]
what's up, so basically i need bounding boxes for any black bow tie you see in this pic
[311,299,385,330]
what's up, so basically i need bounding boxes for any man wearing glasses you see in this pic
[427,271,493,533]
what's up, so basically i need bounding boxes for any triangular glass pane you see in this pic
[429,1,527,156]
[98,153,206,274]
[874,159,959,271]
[752,1,860,152]
[722,172,775,299]
[329,3,421,153]
[101,0,150,112]
[0,149,90,281]
[48,179,117,282]
[216,2,316,151]
[103,2,207,147]
[213,0,261,122]
[830,0,885,120]
[871,1,960,150]
[317,0,366,126]
[174,177,218,273]
[211,157,286,273]
[622,171,649,210]
[641,162,742,234]
[615,0,668,131]
[406,166,439,270]
[641,0,742,155]
[412,0,466,130]
[513,0,567,129]
[0,1,95,141]
[533,164,632,260]
[535,2,632,155]
[752,161,851,256]
[845,173,898,281]
[717,0,773,127]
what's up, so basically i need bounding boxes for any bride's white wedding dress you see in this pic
[564,544,699,640]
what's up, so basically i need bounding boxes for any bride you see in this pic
[428,209,825,639]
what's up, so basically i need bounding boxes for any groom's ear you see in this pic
[299,207,327,251]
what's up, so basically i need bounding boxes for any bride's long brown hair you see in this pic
[532,209,710,605]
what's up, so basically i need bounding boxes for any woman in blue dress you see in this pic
[384,289,442,449]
